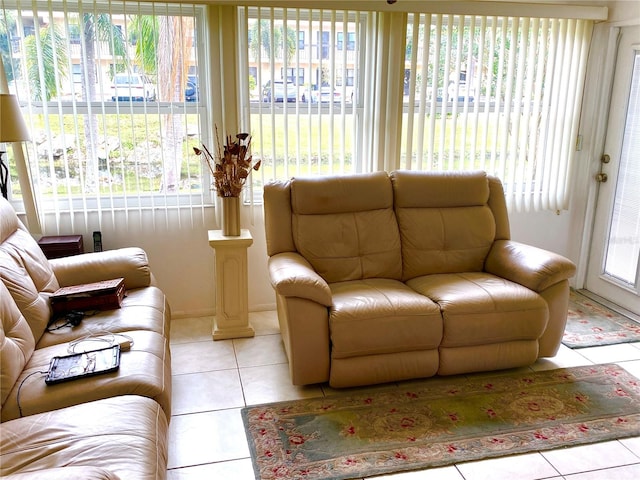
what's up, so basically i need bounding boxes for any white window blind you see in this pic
[401,13,592,212]
[3,2,597,220]
[1,0,209,230]
[238,6,364,198]
[241,6,593,213]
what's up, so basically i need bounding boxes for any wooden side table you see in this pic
[208,229,255,340]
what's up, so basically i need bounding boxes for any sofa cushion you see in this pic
[35,286,170,349]
[407,272,548,348]
[290,172,402,283]
[1,282,36,409]
[1,466,121,480]
[1,330,171,421]
[0,396,168,480]
[0,226,59,342]
[2,467,122,480]
[391,170,496,280]
[329,278,442,359]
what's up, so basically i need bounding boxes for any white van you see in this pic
[111,73,157,102]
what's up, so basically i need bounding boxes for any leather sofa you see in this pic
[264,170,576,388]
[0,197,170,479]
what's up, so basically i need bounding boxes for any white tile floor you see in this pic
[167,311,640,480]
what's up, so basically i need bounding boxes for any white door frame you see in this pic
[574,23,640,314]
[573,24,621,290]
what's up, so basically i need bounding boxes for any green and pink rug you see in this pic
[563,290,640,348]
[242,364,640,480]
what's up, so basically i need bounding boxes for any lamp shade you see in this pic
[0,94,30,143]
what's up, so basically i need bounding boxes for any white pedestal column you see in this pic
[208,229,255,340]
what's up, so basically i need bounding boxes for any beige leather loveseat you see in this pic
[1,197,171,479]
[264,171,576,388]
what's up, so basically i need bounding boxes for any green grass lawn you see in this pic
[20,108,508,196]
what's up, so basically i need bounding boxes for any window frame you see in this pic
[2,0,212,212]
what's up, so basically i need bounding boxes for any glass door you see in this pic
[586,26,640,315]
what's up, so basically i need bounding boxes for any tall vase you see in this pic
[221,196,241,236]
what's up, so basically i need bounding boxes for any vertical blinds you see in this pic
[239,6,362,196]
[1,0,207,231]
[3,1,596,225]
[243,7,593,213]
[401,13,592,212]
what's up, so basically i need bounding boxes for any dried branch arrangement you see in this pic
[194,127,261,197]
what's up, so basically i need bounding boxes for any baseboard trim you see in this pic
[170,303,277,320]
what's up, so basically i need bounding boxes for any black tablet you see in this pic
[45,345,120,385]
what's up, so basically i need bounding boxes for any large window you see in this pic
[402,14,592,212]
[242,6,594,213]
[241,7,362,192]
[1,0,208,214]
[2,2,600,219]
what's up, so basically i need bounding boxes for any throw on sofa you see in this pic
[0,197,170,479]
[264,170,576,388]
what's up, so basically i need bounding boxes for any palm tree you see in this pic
[79,13,127,190]
[249,19,297,67]
[24,24,68,101]
[0,11,21,85]
[132,14,192,192]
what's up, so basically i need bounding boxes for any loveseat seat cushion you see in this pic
[329,278,442,359]
[0,396,168,480]
[407,272,548,348]
[391,170,497,281]
[1,329,171,421]
[290,172,402,283]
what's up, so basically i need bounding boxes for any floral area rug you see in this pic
[242,364,640,480]
[563,290,640,348]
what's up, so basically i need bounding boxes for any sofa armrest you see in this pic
[49,247,152,290]
[268,252,333,306]
[485,240,576,292]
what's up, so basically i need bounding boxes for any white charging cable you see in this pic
[67,331,134,353]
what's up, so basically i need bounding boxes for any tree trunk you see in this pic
[158,16,191,193]
[82,14,98,192]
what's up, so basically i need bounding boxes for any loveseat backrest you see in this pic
[391,170,511,281]
[0,197,59,342]
[1,281,36,412]
[264,172,402,283]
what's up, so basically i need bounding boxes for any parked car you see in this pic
[300,85,316,103]
[185,75,199,102]
[446,81,474,103]
[301,85,342,103]
[262,81,298,102]
[319,86,342,103]
[111,73,156,102]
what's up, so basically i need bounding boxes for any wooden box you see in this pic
[51,278,125,315]
[38,235,84,259]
